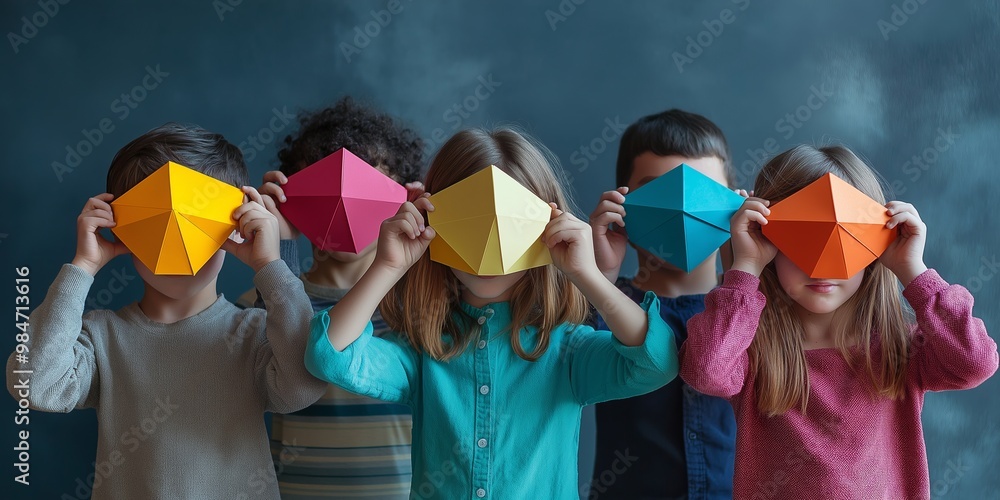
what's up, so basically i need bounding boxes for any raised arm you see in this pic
[7,265,101,412]
[564,292,676,405]
[904,270,998,391]
[681,197,774,398]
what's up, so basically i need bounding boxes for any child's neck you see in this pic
[302,248,377,290]
[631,252,720,298]
[794,305,839,350]
[138,280,219,324]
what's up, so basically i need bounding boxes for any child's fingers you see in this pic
[412,196,435,213]
[742,200,771,216]
[591,211,625,231]
[242,186,265,206]
[886,211,924,232]
[385,218,418,240]
[259,182,287,202]
[399,202,426,231]
[616,186,629,196]
[262,170,288,185]
[544,226,586,248]
[260,194,280,213]
[595,198,627,217]
[548,202,563,219]
[601,189,627,204]
[885,201,918,217]
[83,216,117,229]
[743,209,769,227]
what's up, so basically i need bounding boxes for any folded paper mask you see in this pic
[427,165,551,275]
[111,162,243,275]
[623,164,745,272]
[762,172,896,279]
[280,148,407,253]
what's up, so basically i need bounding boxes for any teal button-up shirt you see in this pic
[305,291,677,499]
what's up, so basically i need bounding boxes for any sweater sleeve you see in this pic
[250,239,301,309]
[565,291,677,405]
[680,270,766,399]
[6,264,100,412]
[904,269,999,392]
[251,259,327,413]
[304,307,418,405]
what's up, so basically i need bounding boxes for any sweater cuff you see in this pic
[902,268,948,309]
[304,308,374,383]
[721,269,761,292]
[613,291,676,375]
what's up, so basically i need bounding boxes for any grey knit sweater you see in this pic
[6,260,327,499]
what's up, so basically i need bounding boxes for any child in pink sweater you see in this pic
[680,144,998,499]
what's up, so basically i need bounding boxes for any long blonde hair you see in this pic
[751,144,911,416]
[380,128,589,361]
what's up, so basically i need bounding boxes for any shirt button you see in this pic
[477,339,487,349]
[478,438,488,448]
[689,431,698,440]
[479,385,489,395]
[485,308,494,315]
[476,488,486,498]
[477,316,486,325]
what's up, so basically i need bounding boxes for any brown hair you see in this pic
[106,122,248,197]
[751,144,911,416]
[615,108,733,188]
[379,127,589,361]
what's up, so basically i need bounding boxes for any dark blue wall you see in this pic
[2,0,998,498]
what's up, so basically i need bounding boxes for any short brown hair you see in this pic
[106,122,248,197]
[615,109,732,188]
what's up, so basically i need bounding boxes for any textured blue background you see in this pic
[2,0,998,498]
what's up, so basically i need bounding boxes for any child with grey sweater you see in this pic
[5,123,327,499]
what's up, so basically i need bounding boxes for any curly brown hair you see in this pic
[276,96,424,183]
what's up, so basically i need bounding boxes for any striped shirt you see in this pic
[238,241,412,499]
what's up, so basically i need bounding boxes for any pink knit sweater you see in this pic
[680,269,998,500]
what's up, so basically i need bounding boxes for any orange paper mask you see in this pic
[762,173,896,279]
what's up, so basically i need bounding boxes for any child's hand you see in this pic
[71,193,130,276]
[258,170,300,240]
[544,203,601,282]
[374,196,436,274]
[879,201,928,286]
[588,187,630,282]
[720,189,753,271]
[222,187,281,272]
[405,181,426,202]
[729,197,777,276]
